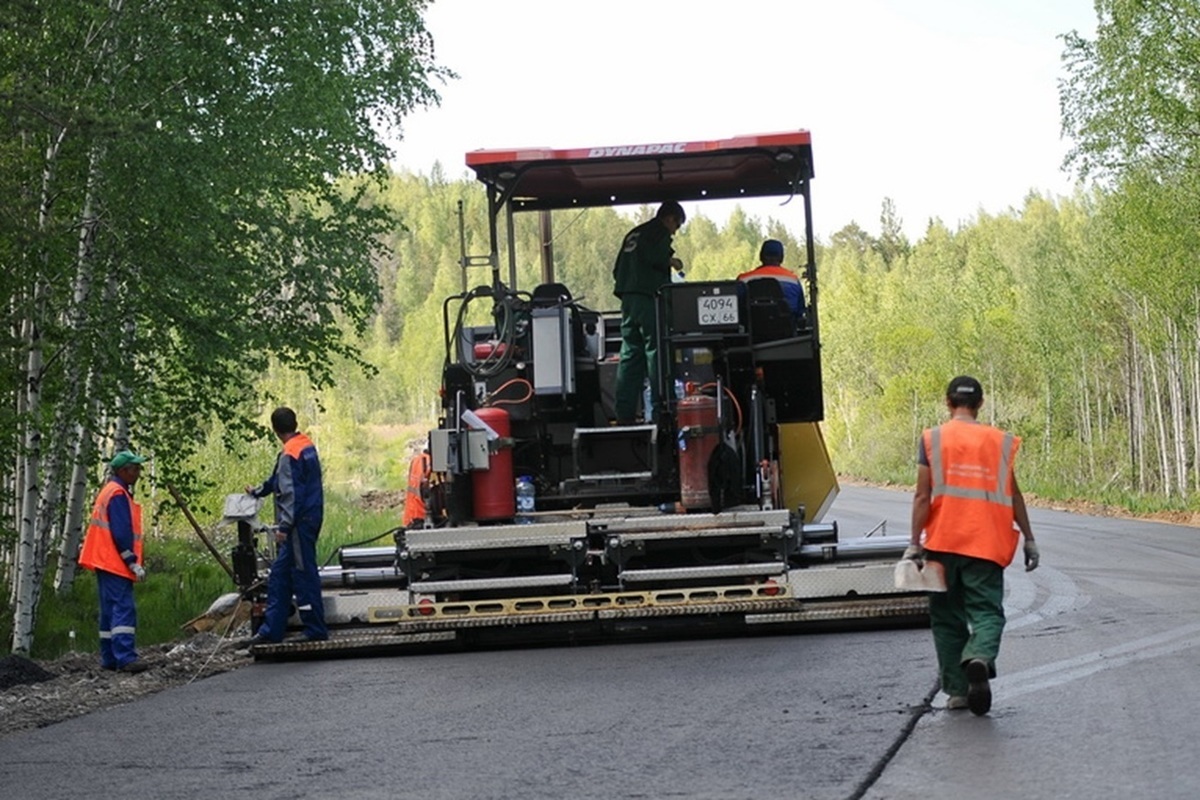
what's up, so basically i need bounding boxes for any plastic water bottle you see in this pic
[515,475,536,524]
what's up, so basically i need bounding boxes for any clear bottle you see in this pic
[515,475,536,524]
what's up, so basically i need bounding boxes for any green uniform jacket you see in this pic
[613,218,674,298]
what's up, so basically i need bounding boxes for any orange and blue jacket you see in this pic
[251,432,324,534]
[737,265,806,318]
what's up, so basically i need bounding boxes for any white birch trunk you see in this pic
[1147,333,1170,495]
[13,313,45,655]
[7,380,26,608]
[1080,350,1094,482]
[1166,318,1187,497]
[1130,325,1146,493]
[1044,377,1052,459]
[11,108,71,654]
[1193,294,1200,494]
[54,425,93,595]
[45,147,102,595]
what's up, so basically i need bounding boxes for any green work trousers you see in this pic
[615,293,660,422]
[926,551,1006,697]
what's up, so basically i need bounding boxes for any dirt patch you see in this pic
[0,632,251,739]
[0,655,55,691]
[358,488,405,512]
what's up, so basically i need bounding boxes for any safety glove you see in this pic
[1024,541,1040,572]
[902,544,925,564]
[131,563,146,582]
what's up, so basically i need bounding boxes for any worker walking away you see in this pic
[79,450,152,673]
[907,376,1039,715]
[403,444,432,529]
[737,239,806,322]
[612,200,686,425]
[243,407,328,645]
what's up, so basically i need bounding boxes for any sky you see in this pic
[391,0,1099,242]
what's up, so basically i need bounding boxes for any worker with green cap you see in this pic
[79,449,151,673]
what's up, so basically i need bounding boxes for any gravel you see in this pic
[0,633,252,739]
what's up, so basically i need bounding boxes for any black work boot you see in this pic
[965,659,992,716]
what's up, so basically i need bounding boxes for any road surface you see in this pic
[2,485,1197,800]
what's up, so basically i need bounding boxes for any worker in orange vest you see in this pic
[908,375,1039,715]
[79,450,152,673]
[403,446,432,528]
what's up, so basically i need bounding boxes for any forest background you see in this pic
[4,0,1200,657]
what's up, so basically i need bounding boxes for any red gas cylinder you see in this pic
[677,393,719,510]
[473,341,508,360]
[471,406,515,521]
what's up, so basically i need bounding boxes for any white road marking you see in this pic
[1003,566,1038,617]
[1006,565,1089,629]
[1001,621,1200,700]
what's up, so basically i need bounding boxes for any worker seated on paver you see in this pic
[737,239,806,326]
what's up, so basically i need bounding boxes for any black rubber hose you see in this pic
[322,526,404,567]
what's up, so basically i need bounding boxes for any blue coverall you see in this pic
[250,433,328,642]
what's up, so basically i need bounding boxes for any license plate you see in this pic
[697,294,739,326]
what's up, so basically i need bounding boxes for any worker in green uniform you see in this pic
[612,200,686,424]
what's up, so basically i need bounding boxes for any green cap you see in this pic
[110,450,148,470]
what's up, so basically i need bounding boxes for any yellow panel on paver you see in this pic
[778,422,839,523]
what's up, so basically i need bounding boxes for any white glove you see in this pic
[130,563,146,582]
[1024,541,1040,572]
[902,544,925,563]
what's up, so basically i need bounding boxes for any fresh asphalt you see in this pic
[2,484,1198,800]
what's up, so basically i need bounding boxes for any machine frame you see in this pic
[243,131,928,659]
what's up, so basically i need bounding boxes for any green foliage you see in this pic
[1,0,455,653]
[1061,0,1200,180]
[1,0,451,515]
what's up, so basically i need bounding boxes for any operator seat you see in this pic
[745,278,796,343]
[531,282,573,306]
[532,281,587,357]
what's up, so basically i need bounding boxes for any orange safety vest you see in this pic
[79,480,144,579]
[922,420,1020,567]
[736,264,802,287]
[402,452,431,526]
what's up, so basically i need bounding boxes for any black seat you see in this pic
[531,282,572,307]
[744,278,796,343]
[532,282,588,357]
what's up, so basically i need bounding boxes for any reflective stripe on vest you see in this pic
[923,421,1020,567]
[929,428,1015,507]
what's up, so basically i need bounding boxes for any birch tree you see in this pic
[1062,0,1200,498]
[1,0,449,653]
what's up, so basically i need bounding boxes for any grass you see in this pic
[8,493,403,660]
